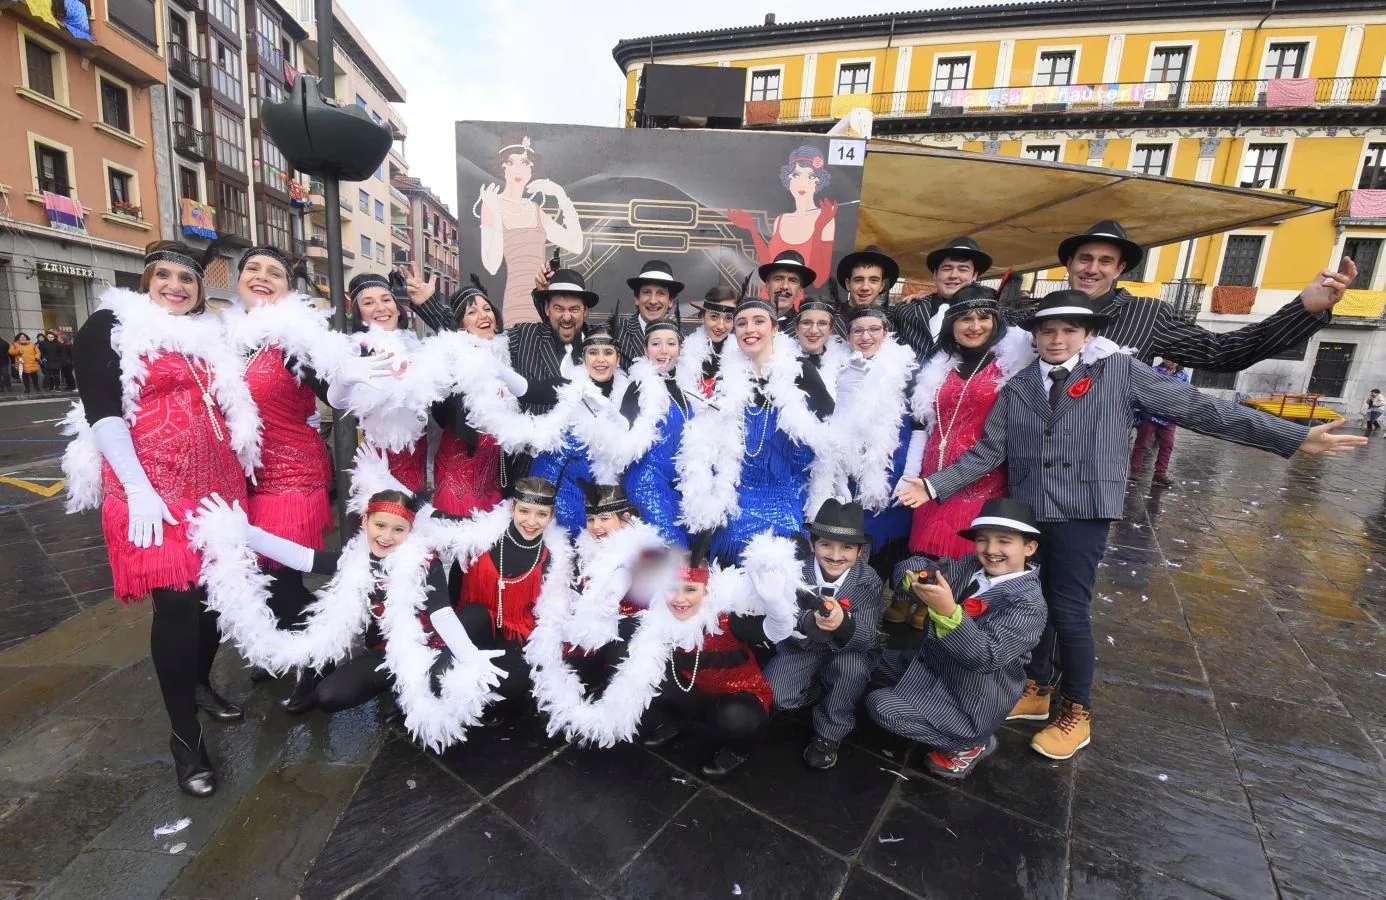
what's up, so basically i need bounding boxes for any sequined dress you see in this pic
[622,386,691,547]
[671,614,773,712]
[708,404,815,563]
[527,436,595,538]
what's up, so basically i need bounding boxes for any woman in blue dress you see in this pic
[677,297,836,564]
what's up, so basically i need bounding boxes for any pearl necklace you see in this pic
[934,361,986,469]
[745,381,772,459]
[241,345,267,376]
[495,531,543,630]
[179,354,225,442]
[670,647,701,692]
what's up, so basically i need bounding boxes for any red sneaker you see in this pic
[924,735,999,779]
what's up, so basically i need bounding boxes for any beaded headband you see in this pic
[797,299,835,317]
[735,298,777,319]
[143,250,204,278]
[239,246,293,275]
[365,500,416,524]
[586,496,630,516]
[350,274,392,300]
[645,320,682,341]
[583,332,617,350]
[514,488,557,507]
[846,304,890,323]
[702,298,737,315]
[678,566,710,584]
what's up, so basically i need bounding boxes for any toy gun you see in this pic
[817,585,836,617]
[898,560,941,593]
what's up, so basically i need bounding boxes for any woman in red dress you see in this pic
[725,144,837,297]
[888,286,1034,627]
[64,241,260,796]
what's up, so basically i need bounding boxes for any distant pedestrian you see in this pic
[38,330,63,391]
[58,332,76,390]
[1130,359,1189,486]
[0,334,12,391]
[8,332,42,393]
[1363,388,1383,433]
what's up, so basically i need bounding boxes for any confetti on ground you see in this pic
[1165,561,1183,568]
[1106,635,1116,646]
[878,835,904,843]
[946,828,958,839]
[153,819,191,837]
[1376,673,1386,679]
[733,885,743,895]
[672,776,690,784]
[485,831,493,839]
[879,767,909,781]
[1157,774,1169,782]
[406,779,417,790]
[168,843,186,854]
[1173,538,1187,544]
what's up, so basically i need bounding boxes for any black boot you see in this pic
[282,668,323,715]
[640,720,682,749]
[170,731,216,797]
[701,747,749,780]
[803,736,839,771]
[194,684,244,722]
[247,666,275,684]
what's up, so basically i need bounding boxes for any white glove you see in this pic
[750,569,786,605]
[91,417,177,548]
[496,364,529,398]
[198,493,315,570]
[895,429,928,498]
[589,565,633,614]
[847,351,869,371]
[336,352,397,388]
[197,493,249,545]
[428,607,473,656]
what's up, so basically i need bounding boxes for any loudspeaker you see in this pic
[635,64,745,129]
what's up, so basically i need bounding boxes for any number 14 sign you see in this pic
[828,139,866,167]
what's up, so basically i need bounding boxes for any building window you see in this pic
[374,200,385,221]
[376,242,386,264]
[1307,342,1354,397]
[1025,145,1061,162]
[99,77,131,132]
[218,181,250,241]
[210,37,242,101]
[1131,144,1170,176]
[168,12,188,49]
[358,189,370,212]
[208,0,239,33]
[1219,235,1266,286]
[256,135,290,193]
[1263,42,1308,80]
[360,234,372,257]
[1191,369,1238,391]
[107,167,133,206]
[355,94,367,109]
[24,36,58,100]
[257,202,292,252]
[371,110,382,125]
[934,56,970,91]
[255,6,284,69]
[836,63,871,95]
[1359,143,1386,190]
[108,0,158,47]
[1037,51,1076,86]
[178,166,200,202]
[34,142,71,196]
[173,91,195,127]
[1148,47,1190,85]
[749,69,780,101]
[213,109,246,172]
[374,165,384,181]
[1269,338,1309,362]
[1342,238,1382,290]
[254,73,284,118]
[1238,143,1285,189]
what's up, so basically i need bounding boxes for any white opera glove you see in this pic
[846,351,870,372]
[896,429,928,496]
[496,363,529,398]
[197,493,249,545]
[428,606,473,656]
[589,565,634,615]
[335,352,397,389]
[246,525,315,572]
[91,417,176,549]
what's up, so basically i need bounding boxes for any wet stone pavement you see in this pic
[0,431,1384,899]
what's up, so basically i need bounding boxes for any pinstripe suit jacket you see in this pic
[926,349,1309,522]
[784,554,885,654]
[507,322,584,414]
[615,314,684,369]
[882,555,1047,746]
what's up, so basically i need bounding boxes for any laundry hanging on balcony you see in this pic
[60,0,94,40]
[1266,78,1317,108]
[1347,189,1386,219]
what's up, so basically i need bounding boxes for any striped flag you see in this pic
[43,192,87,234]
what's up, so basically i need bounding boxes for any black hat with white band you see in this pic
[757,249,817,286]
[1023,289,1111,330]
[1056,220,1144,272]
[926,236,993,275]
[626,259,684,298]
[836,245,899,291]
[806,498,872,545]
[957,498,1042,542]
[533,267,599,309]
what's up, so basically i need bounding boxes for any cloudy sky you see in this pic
[336,0,1020,214]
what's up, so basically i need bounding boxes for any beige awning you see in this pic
[858,140,1332,279]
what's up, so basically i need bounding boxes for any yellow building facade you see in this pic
[616,0,1386,401]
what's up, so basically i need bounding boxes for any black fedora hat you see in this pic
[926,236,993,275]
[957,498,1042,542]
[836,245,899,291]
[532,267,599,310]
[758,249,817,287]
[1057,220,1144,272]
[1024,289,1111,330]
[806,498,871,545]
[626,259,684,298]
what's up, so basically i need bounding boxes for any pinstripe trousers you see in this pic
[765,645,877,743]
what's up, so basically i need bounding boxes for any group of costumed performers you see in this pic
[60,217,1364,801]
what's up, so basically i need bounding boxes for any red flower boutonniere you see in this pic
[961,596,989,618]
[1068,377,1092,399]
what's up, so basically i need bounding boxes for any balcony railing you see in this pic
[725,75,1386,127]
[391,225,411,244]
[1335,188,1386,224]
[168,42,207,88]
[390,186,409,207]
[172,121,210,161]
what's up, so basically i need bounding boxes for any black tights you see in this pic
[267,567,313,629]
[458,604,531,705]
[150,587,223,746]
[315,650,391,713]
[646,685,768,754]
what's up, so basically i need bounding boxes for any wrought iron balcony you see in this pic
[1335,188,1386,225]
[168,42,206,88]
[172,121,210,161]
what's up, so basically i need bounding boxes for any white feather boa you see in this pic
[675,333,837,532]
[573,360,669,483]
[60,288,262,512]
[563,521,669,651]
[344,326,456,453]
[222,292,354,381]
[524,531,803,747]
[674,328,720,398]
[910,325,1037,429]
[832,338,919,512]
[815,338,850,399]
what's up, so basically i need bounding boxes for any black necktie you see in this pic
[1048,366,1070,409]
[957,577,982,602]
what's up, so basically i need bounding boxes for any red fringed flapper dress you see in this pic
[384,442,428,494]
[244,346,332,548]
[104,355,248,601]
[458,545,548,642]
[911,360,1009,560]
[672,615,773,712]
[433,431,502,518]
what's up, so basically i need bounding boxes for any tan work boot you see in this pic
[908,602,929,630]
[1030,698,1091,760]
[883,594,913,624]
[1007,680,1053,721]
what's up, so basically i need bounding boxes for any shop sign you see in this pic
[37,262,96,279]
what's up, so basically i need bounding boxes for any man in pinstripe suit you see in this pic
[867,498,1047,779]
[762,500,884,771]
[898,290,1366,760]
[891,236,992,357]
[614,260,683,369]
[509,268,595,414]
